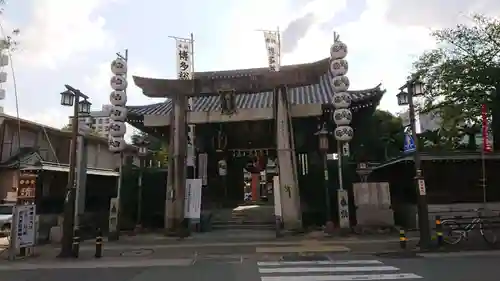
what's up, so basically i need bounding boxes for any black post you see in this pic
[435,216,443,247]
[136,156,144,231]
[59,92,80,258]
[323,151,334,233]
[407,83,431,249]
[95,228,103,258]
[399,228,407,250]
[72,227,80,258]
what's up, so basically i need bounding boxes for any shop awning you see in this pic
[22,161,119,177]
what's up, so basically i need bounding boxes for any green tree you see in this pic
[359,110,405,161]
[130,130,168,166]
[412,14,500,148]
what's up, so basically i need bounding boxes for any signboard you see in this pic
[273,176,282,217]
[15,205,36,248]
[108,198,119,233]
[403,134,416,154]
[18,174,37,200]
[337,189,350,228]
[417,179,426,195]
[184,179,202,219]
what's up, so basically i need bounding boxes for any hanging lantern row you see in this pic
[330,38,353,146]
[108,56,128,152]
[0,45,9,112]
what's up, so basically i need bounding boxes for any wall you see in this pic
[0,118,121,170]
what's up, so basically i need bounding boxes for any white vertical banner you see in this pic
[263,31,280,72]
[184,179,202,219]
[175,38,196,168]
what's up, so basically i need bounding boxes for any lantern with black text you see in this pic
[108,53,128,152]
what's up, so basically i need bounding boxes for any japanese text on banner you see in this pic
[263,31,280,72]
[176,39,193,80]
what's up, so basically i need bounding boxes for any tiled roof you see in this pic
[127,74,383,116]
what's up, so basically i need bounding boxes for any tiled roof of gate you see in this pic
[127,74,384,116]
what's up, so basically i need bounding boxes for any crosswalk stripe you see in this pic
[257,260,383,266]
[261,273,423,281]
[259,266,399,273]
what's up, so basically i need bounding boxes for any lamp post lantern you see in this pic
[397,78,431,249]
[58,84,90,258]
[315,123,334,234]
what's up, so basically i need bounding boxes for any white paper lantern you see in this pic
[333,109,352,126]
[0,54,8,67]
[331,75,350,92]
[109,105,127,121]
[334,126,354,142]
[330,59,348,77]
[0,72,7,83]
[108,137,127,152]
[111,58,127,75]
[109,90,127,106]
[330,41,348,60]
[110,75,128,91]
[109,121,127,137]
[333,92,351,108]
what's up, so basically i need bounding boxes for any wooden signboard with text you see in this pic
[17,173,37,202]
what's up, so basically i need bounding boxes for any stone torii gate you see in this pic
[133,64,323,232]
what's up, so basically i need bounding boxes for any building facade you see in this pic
[68,104,112,138]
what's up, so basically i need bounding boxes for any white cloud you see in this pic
[15,0,116,69]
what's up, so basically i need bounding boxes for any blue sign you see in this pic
[403,133,416,153]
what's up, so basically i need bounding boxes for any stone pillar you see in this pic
[275,87,302,230]
[165,109,176,232]
[165,94,187,233]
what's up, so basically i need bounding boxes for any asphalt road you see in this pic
[2,251,500,281]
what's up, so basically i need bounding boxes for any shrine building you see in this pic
[126,57,385,229]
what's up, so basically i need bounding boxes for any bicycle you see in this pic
[441,208,498,245]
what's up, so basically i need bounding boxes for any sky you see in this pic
[0,0,499,135]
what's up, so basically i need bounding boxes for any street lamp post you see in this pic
[59,84,91,258]
[396,78,431,249]
[135,138,149,232]
[315,123,334,234]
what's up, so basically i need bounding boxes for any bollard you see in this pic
[275,216,283,238]
[95,228,103,258]
[435,216,443,247]
[399,228,407,250]
[72,228,80,258]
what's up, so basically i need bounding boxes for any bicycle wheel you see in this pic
[441,220,463,245]
[480,221,498,245]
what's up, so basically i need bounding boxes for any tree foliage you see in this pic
[412,14,500,148]
[130,130,168,166]
[360,110,405,162]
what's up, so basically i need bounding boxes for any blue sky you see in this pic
[0,0,498,132]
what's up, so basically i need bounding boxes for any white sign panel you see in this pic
[418,179,426,195]
[337,189,350,229]
[184,179,202,219]
[176,38,196,169]
[273,176,282,217]
[263,31,280,72]
[108,198,119,232]
[15,205,36,248]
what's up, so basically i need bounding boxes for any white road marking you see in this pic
[258,259,423,281]
[259,266,399,273]
[261,273,423,281]
[258,260,383,266]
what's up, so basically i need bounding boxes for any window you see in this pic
[97,119,103,124]
[104,119,109,124]
[104,126,109,131]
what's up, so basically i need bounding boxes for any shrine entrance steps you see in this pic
[211,204,275,230]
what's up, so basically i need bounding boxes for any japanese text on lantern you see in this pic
[177,41,192,80]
